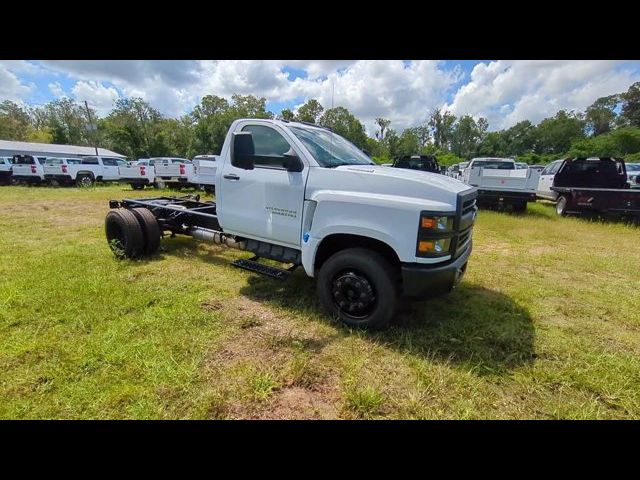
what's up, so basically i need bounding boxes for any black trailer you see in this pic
[551,157,640,218]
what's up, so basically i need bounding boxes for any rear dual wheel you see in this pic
[105,208,161,259]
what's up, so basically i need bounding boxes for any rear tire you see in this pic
[130,207,161,255]
[556,195,569,216]
[154,180,166,189]
[76,174,94,188]
[131,183,145,190]
[105,209,145,259]
[317,247,398,330]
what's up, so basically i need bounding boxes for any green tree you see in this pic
[375,117,391,140]
[620,82,640,127]
[502,120,538,155]
[428,108,456,149]
[295,99,324,124]
[0,100,32,140]
[102,97,163,159]
[477,131,508,157]
[396,128,421,157]
[319,106,368,148]
[585,94,619,136]
[535,110,585,155]
[280,108,295,121]
[451,115,485,158]
[42,98,94,145]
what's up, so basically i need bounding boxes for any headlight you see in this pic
[420,215,454,232]
[418,238,451,254]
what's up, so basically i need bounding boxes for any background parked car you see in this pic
[43,157,83,186]
[536,159,564,201]
[11,155,48,184]
[0,156,13,185]
[515,162,529,170]
[626,162,640,188]
[391,154,441,174]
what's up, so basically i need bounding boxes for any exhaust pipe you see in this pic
[188,227,246,250]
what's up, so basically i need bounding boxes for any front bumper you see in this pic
[13,175,43,183]
[477,189,537,203]
[120,178,151,185]
[401,241,472,298]
[44,174,72,182]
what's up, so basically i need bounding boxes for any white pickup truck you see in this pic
[43,157,83,186]
[152,158,194,188]
[0,157,13,185]
[190,155,219,194]
[118,158,161,190]
[45,155,127,187]
[106,119,477,329]
[11,155,49,184]
[462,157,541,211]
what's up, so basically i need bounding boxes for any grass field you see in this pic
[1,184,639,419]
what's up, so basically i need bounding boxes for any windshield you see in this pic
[627,163,640,171]
[459,162,469,168]
[289,126,374,167]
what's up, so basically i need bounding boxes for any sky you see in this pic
[2,60,639,136]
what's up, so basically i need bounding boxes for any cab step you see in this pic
[232,257,293,280]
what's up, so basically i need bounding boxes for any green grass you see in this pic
[0,184,639,419]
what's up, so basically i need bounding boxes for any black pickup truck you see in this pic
[551,157,640,219]
[392,155,441,174]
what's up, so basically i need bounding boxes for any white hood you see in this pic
[306,165,473,210]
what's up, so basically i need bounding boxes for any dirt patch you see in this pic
[254,386,339,419]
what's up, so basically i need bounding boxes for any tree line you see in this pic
[2,82,640,166]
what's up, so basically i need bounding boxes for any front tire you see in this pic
[556,195,569,216]
[317,247,398,330]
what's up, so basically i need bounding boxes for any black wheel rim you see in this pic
[106,223,126,256]
[331,270,376,319]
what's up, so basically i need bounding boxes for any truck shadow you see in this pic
[239,272,535,376]
[143,239,536,374]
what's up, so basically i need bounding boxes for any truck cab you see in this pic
[106,119,477,329]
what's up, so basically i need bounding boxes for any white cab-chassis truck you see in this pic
[105,119,478,329]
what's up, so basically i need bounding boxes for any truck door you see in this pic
[538,161,560,199]
[218,123,308,248]
[101,158,120,180]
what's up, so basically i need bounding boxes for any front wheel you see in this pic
[317,247,398,330]
[556,195,569,216]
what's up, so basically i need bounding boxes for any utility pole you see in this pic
[84,100,99,156]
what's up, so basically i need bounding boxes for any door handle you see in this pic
[223,174,240,181]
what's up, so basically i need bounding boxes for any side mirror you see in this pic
[231,132,255,170]
[283,148,303,172]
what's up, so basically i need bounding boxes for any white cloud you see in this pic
[0,64,34,102]
[3,60,640,135]
[446,60,640,129]
[71,81,120,116]
[48,81,65,97]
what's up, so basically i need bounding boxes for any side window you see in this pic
[242,125,291,167]
[102,158,118,167]
[550,162,562,175]
[37,157,47,165]
[67,159,82,164]
[82,157,99,165]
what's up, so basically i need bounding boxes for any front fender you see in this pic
[300,191,454,276]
